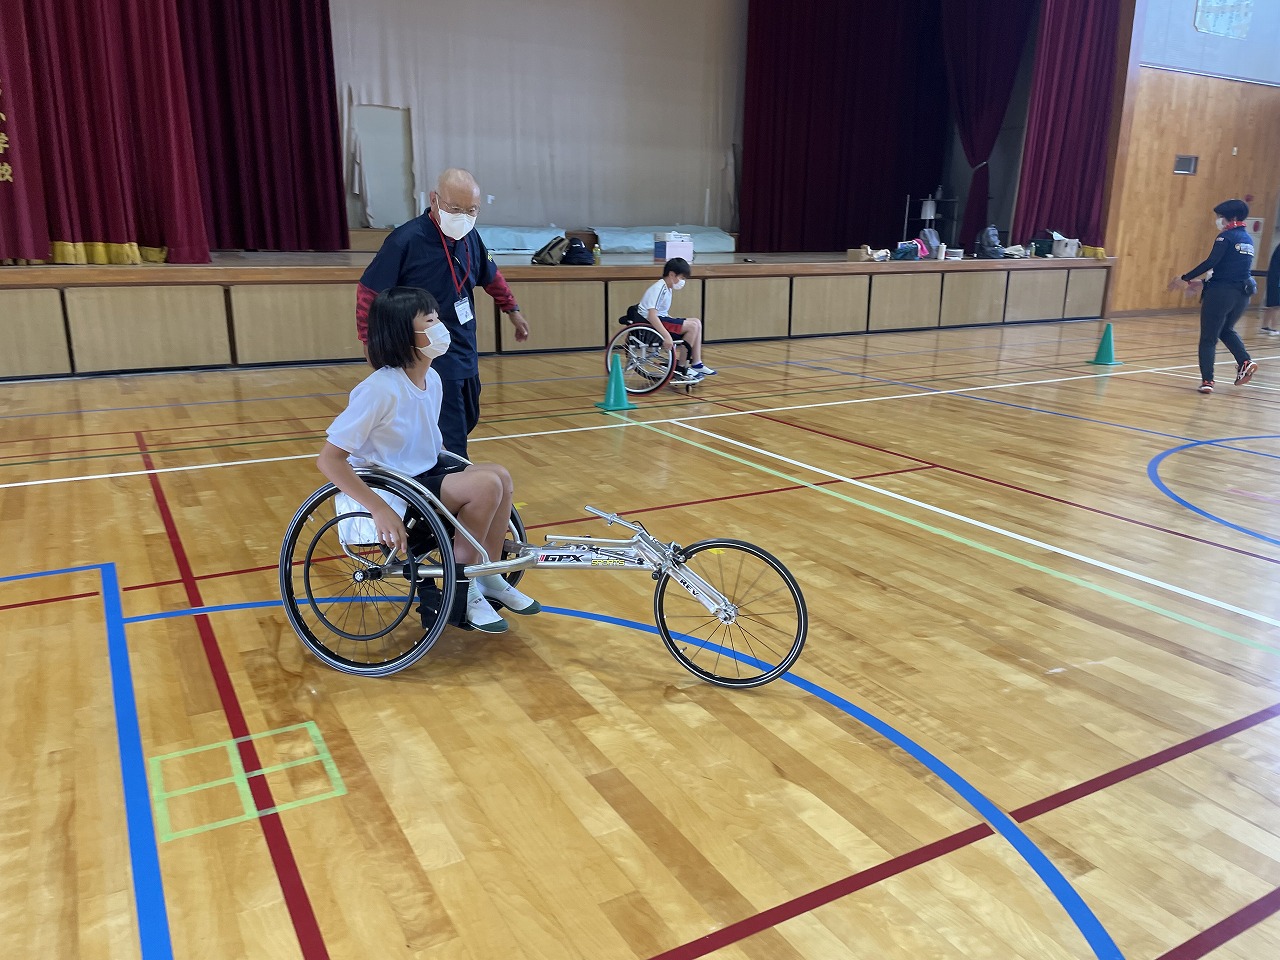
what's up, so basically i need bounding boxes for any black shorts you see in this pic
[413,458,468,501]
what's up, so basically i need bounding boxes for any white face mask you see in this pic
[436,207,477,241]
[672,278,686,291]
[416,323,451,359]
[1214,217,1227,231]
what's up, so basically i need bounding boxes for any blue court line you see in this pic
[1,565,173,960]
[1148,437,1280,548]
[128,597,1121,959]
[123,599,282,624]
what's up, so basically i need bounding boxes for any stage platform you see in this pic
[0,249,1112,379]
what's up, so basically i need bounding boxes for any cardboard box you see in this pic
[654,233,693,261]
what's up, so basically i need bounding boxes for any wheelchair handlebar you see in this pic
[585,505,646,535]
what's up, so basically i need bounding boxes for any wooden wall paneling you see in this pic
[790,276,870,335]
[230,284,363,364]
[348,229,392,251]
[64,286,230,372]
[1064,269,1109,319]
[502,282,606,351]
[605,279,704,327]
[1109,68,1280,312]
[868,273,942,331]
[939,271,1008,327]
[0,289,72,377]
[703,277,790,340]
[476,300,498,354]
[1004,270,1068,322]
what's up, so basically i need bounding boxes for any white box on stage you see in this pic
[654,232,693,262]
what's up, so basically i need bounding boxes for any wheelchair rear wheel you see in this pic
[280,476,458,676]
[605,324,676,394]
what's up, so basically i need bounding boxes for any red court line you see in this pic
[0,591,98,613]
[648,825,995,960]
[135,433,330,960]
[1155,885,1280,959]
[648,701,1280,960]
[526,466,935,529]
[1,413,338,447]
[0,424,323,462]
[737,408,1280,565]
[1010,703,1280,821]
[116,466,934,594]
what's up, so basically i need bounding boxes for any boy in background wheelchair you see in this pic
[316,286,540,634]
[634,257,716,381]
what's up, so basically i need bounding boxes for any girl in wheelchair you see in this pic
[316,286,540,634]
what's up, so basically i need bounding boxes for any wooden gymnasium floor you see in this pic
[2,313,1279,960]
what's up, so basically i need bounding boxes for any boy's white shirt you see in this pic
[638,278,673,318]
[326,365,444,542]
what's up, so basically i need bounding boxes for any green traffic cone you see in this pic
[596,353,638,410]
[1086,322,1123,365]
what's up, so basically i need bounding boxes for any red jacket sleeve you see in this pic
[482,270,519,313]
[355,282,378,342]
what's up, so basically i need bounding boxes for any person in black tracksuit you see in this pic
[1262,240,1280,334]
[1169,198,1258,394]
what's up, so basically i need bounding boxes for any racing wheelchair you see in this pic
[279,461,807,687]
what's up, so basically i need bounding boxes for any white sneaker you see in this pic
[465,588,508,633]
[480,579,542,615]
[690,362,717,376]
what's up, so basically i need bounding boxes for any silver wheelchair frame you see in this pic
[280,464,807,687]
[604,321,703,395]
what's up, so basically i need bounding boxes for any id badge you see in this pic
[454,298,474,325]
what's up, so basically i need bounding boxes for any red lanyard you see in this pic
[431,214,472,297]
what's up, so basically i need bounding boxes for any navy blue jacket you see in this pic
[359,214,503,380]
[1182,226,1255,285]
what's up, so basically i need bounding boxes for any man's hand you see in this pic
[507,310,530,342]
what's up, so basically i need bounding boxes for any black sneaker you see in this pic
[1197,380,1214,394]
[1234,360,1257,385]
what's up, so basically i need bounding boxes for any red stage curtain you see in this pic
[178,0,348,251]
[0,0,209,264]
[738,0,949,252]
[1011,0,1120,248]
[941,1,1036,252]
[0,6,50,262]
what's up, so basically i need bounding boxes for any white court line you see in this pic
[1151,369,1280,392]
[672,420,1280,630]
[0,454,317,490]
[0,356,1264,492]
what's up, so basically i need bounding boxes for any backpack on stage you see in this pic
[561,237,595,265]
[976,225,1005,259]
[531,236,569,265]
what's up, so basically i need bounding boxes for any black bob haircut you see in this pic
[663,257,692,277]
[367,286,440,370]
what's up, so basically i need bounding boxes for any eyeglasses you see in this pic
[436,198,480,217]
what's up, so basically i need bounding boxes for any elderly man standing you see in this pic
[355,168,530,459]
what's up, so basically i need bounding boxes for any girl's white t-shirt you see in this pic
[637,279,673,318]
[326,366,444,476]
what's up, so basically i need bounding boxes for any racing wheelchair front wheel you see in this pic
[279,475,458,676]
[654,539,807,688]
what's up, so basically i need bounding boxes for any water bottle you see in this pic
[592,243,602,265]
